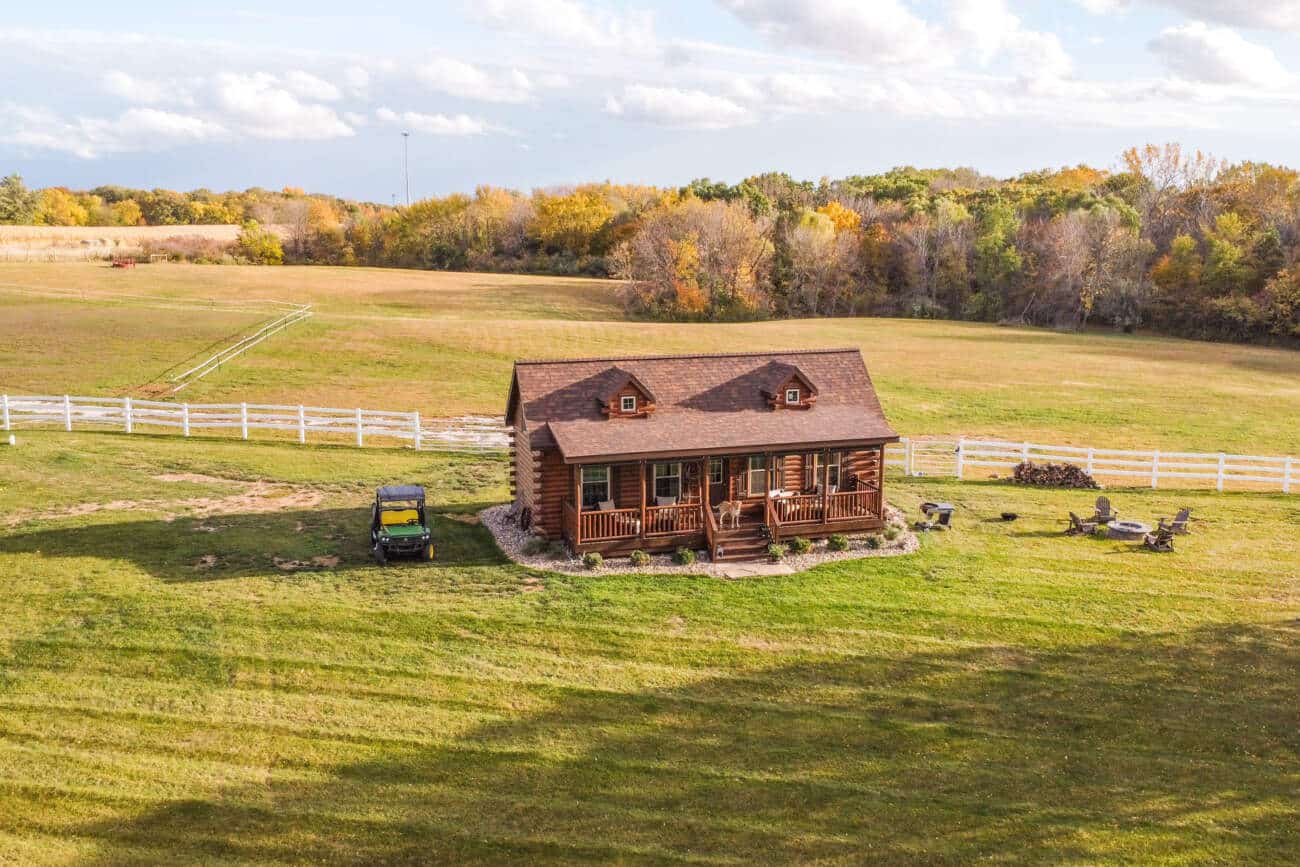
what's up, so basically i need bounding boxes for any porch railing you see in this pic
[645,503,703,536]
[580,507,642,541]
[773,494,823,524]
[826,487,880,520]
[768,486,883,527]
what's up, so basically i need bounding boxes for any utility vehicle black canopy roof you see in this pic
[377,485,425,502]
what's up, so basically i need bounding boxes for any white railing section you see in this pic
[884,437,1294,494]
[3,395,1294,492]
[1,394,507,454]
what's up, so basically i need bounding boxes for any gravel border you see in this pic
[480,503,918,577]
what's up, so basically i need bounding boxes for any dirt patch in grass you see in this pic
[154,473,243,485]
[5,480,324,527]
[442,513,482,525]
[273,554,340,571]
[194,554,219,570]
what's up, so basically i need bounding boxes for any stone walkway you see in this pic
[715,562,796,579]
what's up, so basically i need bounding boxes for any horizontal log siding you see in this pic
[535,448,568,539]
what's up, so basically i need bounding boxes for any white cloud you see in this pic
[605,84,753,129]
[101,70,194,105]
[1075,1,1300,30]
[283,70,341,101]
[1149,22,1289,85]
[717,0,939,64]
[213,72,353,139]
[375,106,502,136]
[416,58,535,103]
[473,0,655,49]
[949,0,1073,79]
[342,65,371,94]
[1,103,225,158]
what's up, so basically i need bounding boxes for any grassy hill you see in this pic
[0,262,1297,863]
[2,262,1299,453]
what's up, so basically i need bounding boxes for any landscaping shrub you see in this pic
[629,550,651,567]
[673,547,696,565]
[828,534,849,551]
[521,536,548,556]
[546,541,568,559]
[582,552,603,570]
[883,526,900,541]
[866,535,883,550]
[767,543,788,561]
[1013,460,1099,489]
[789,536,812,554]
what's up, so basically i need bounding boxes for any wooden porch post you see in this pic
[639,459,647,538]
[573,464,582,547]
[765,452,773,525]
[700,457,709,527]
[821,448,830,522]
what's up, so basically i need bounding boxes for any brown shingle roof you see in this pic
[507,348,897,462]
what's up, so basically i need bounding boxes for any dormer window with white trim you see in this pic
[621,395,637,413]
[785,387,800,405]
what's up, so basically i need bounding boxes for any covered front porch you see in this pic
[559,447,885,559]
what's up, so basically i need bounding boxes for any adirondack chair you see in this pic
[1158,508,1192,535]
[1091,496,1118,524]
[1143,526,1175,552]
[1065,512,1097,536]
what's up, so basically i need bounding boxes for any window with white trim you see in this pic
[804,452,842,489]
[708,458,723,485]
[653,462,681,500]
[580,465,609,509]
[746,455,767,495]
[620,395,637,413]
[785,387,800,404]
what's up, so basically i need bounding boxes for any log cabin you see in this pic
[505,348,899,562]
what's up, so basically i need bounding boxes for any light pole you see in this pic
[401,131,410,206]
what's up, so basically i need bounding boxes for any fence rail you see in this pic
[3,394,1294,493]
[884,437,1294,494]
[1,394,507,454]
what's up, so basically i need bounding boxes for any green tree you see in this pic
[0,174,38,223]
[235,220,283,264]
[1201,212,1252,296]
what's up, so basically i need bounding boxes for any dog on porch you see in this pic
[717,500,743,529]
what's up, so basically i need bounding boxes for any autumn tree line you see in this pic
[2,143,1297,345]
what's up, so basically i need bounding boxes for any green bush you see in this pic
[582,551,603,570]
[789,536,812,554]
[673,547,696,566]
[521,537,548,556]
[767,543,788,561]
[828,534,849,551]
[629,550,651,567]
[883,526,901,541]
[546,541,568,559]
[866,535,883,550]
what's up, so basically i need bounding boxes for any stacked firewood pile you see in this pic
[1012,461,1099,489]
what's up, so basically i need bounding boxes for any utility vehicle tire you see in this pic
[423,542,435,561]
[373,543,387,566]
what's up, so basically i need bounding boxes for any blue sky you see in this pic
[4,1,1300,201]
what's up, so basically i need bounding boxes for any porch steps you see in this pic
[711,525,772,562]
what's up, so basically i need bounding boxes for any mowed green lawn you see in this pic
[3,262,1299,453]
[0,432,1296,863]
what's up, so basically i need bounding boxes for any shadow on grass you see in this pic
[58,621,1300,864]
[0,505,510,581]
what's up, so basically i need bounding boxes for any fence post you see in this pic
[240,403,249,440]
[413,411,422,451]
[123,396,133,434]
[1086,447,1095,476]
[903,437,912,477]
[297,405,306,444]
[1151,449,1160,489]
[355,408,364,447]
[955,437,965,480]
[1284,457,1293,495]
[1,395,9,432]
[1021,441,1030,464]
[63,395,72,432]
[1216,453,1225,492]
[182,403,190,437]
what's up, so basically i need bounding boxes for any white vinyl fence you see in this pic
[3,395,1294,492]
[884,437,1294,494]
[1,394,507,454]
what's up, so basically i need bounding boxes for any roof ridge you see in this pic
[514,347,861,366]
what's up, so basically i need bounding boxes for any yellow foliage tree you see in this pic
[529,187,615,255]
[816,201,862,234]
[34,188,89,226]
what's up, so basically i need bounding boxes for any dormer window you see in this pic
[785,387,800,405]
[621,395,637,413]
